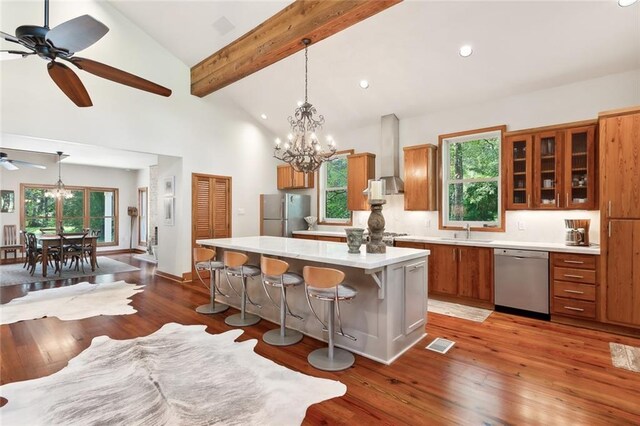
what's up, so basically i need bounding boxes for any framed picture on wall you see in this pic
[163,198,174,226]
[0,190,15,213]
[163,176,175,197]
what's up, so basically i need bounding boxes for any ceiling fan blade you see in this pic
[1,161,19,171]
[47,61,93,107]
[69,57,171,97]
[9,159,47,170]
[1,30,20,44]
[47,15,109,54]
[1,50,35,60]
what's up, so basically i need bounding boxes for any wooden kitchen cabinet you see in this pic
[292,234,346,243]
[425,244,458,295]
[550,252,599,321]
[457,246,493,301]
[599,107,640,330]
[347,152,375,211]
[503,121,597,210]
[403,144,437,211]
[277,164,314,190]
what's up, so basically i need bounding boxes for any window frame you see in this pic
[438,125,506,232]
[317,149,353,226]
[20,183,120,246]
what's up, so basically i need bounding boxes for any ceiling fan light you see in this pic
[618,0,638,6]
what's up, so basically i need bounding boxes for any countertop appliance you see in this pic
[261,194,310,238]
[564,219,590,246]
[494,249,549,317]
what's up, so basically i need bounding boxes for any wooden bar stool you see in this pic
[303,265,358,371]
[224,251,261,327]
[260,256,304,346]
[193,247,229,314]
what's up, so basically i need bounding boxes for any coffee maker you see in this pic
[564,219,590,246]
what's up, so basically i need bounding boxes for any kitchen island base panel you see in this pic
[207,246,428,365]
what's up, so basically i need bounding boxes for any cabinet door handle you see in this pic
[608,200,612,217]
[564,306,585,312]
[556,193,559,208]
[527,194,531,208]
[608,222,612,238]
[566,193,569,206]
[563,260,584,264]
[564,274,584,279]
[563,289,584,294]
[408,264,423,272]
[452,248,456,261]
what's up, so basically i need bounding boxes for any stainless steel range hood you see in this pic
[379,113,404,194]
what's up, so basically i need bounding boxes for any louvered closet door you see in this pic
[192,174,232,281]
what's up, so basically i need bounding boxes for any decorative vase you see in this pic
[345,228,365,254]
[366,200,386,253]
[304,216,318,231]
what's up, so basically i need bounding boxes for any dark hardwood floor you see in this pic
[1,254,639,424]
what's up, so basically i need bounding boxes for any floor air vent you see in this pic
[426,338,455,354]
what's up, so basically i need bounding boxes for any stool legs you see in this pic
[308,300,355,371]
[225,274,261,327]
[263,286,303,346]
[196,269,229,314]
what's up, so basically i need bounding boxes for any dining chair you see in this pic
[60,232,88,275]
[1,225,21,260]
[26,233,46,276]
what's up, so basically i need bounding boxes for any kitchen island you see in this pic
[196,236,430,364]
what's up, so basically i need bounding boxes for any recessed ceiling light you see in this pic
[260,113,267,120]
[359,80,369,89]
[459,45,473,57]
[618,0,638,6]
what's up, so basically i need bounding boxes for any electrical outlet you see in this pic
[517,221,526,230]
[238,208,245,215]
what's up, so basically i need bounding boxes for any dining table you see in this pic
[37,234,98,277]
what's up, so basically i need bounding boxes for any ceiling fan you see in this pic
[0,0,172,107]
[0,152,47,171]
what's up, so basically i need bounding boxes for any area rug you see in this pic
[0,323,347,425]
[0,281,144,325]
[610,342,640,373]
[428,299,493,323]
[0,257,140,287]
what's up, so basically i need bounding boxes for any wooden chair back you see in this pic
[261,256,289,276]
[26,232,38,252]
[224,251,248,268]
[303,266,345,289]
[193,247,215,263]
[3,225,17,245]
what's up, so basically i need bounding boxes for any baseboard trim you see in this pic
[156,269,186,283]
[551,315,640,338]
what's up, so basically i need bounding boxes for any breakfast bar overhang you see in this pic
[196,236,430,364]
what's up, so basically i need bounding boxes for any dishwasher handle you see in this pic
[493,248,549,259]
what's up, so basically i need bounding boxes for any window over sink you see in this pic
[318,151,351,224]
[439,126,505,230]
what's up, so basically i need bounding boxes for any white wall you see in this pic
[313,69,640,244]
[0,153,138,251]
[1,0,279,276]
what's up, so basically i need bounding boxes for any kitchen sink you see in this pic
[436,237,494,243]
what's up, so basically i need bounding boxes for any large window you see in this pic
[318,152,351,224]
[22,185,119,245]
[440,127,503,229]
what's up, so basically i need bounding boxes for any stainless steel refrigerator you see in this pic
[261,194,311,237]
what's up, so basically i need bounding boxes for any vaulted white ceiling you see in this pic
[111,0,640,141]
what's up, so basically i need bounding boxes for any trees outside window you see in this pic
[319,153,351,224]
[441,129,502,228]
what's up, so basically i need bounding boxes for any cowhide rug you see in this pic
[0,281,144,325]
[0,323,347,425]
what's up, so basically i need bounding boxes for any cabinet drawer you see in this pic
[553,297,596,319]
[553,267,596,284]
[293,234,317,240]
[552,253,597,270]
[553,280,596,301]
[318,236,345,243]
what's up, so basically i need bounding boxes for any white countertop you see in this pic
[196,236,429,270]
[394,236,600,255]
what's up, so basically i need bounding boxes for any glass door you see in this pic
[505,134,532,209]
[533,131,563,209]
[564,125,596,210]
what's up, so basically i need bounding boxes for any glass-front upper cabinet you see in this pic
[504,134,532,209]
[533,131,563,209]
[563,125,596,210]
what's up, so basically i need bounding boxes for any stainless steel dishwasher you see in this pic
[494,249,549,317]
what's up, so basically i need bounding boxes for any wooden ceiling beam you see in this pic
[190,0,402,98]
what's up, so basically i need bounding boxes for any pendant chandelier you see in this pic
[274,38,336,173]
[45,151,73,199]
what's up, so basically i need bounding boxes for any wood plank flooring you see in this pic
[1,254,639,424]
